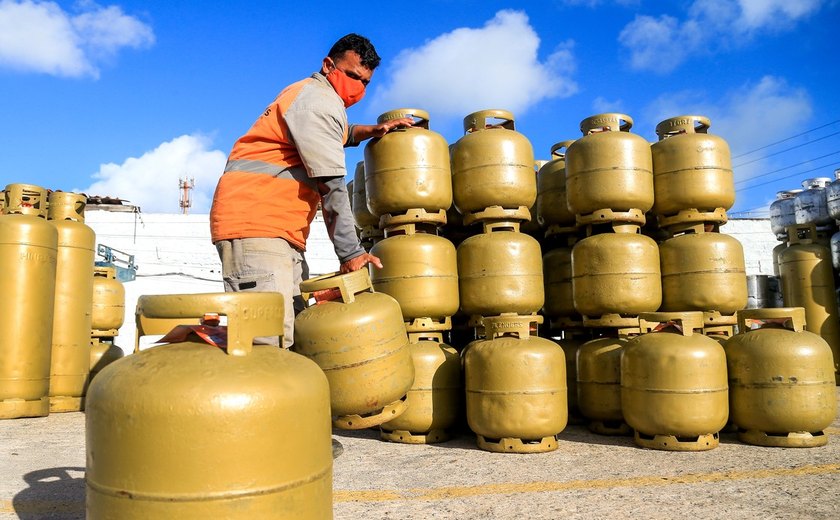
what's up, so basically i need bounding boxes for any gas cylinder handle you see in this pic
[483,314,544,340]
[407,331,445,343]
[737,308,806,333]
[383,222,427,238]
[4,183,48,218]
[801,177,832,189]
[377,108,430,129]
[299,269,372,304]
[93,266,117,279]
[638,312,704,336]
[785,224,816,245]
[549,140,575,159]
[134,292,284,356]
[47,192,87,222]
[463,109,516,133]
[580,113,633,135]
[655,115,711,139]
[480,220,521,233]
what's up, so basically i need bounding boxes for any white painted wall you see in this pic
[720,218,781,275]
[85,210,339,353]
[85,211,779,355]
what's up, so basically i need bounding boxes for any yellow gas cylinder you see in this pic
[47,191,95,412]
[369,222,459,321]
[814,224,833,249]
[778,224,840,384]
[577,327,640,436]
[536,141,577,231]
[464,315,567,453]
[91,266,125,336]
[451,109,536,219]
[88,339,123,384]
[543,236,579,324]
[621,312,729,451]
[351,161,381,236]
[294,270,414,429]
[458,220,544,317]
[566,113,654,222]
[380,327,462,444]
[571,223,661,318]
[519,193,542,239]
[703,321,736,347]
[659,223,747,314]
[724,308,837,447]
[772,240,786,276]
[651,115,734,220]
[364,108,452,219]
[558,329,590,422]
[0,184,57,419]
[86,293,331,519]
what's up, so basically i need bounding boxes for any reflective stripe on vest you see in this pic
[224,159,318,191]
[209,168,320,248]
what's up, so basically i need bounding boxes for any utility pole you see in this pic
[179,176,195,215]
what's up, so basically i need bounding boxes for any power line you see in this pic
[733,119,840,159]
[730,203,773,215]
[733,130,840,169]
[734,150,840,185]
[736,160,840,192]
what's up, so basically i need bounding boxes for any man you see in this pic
[210,33,412,347]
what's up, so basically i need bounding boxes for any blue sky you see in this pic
[1,0,838,215]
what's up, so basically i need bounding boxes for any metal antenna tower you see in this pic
[179,176,195,214]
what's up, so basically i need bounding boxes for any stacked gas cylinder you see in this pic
[450,109,567,453]
[88,266,126,383]
[350,160,383,250]
[348,109,462,443]
[768,170,840,384]
[533,113,751,451]
[0,184,98,419]
[651,115,747,340]
[567,114,662,437]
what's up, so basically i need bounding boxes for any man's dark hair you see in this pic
[328,33,381,70]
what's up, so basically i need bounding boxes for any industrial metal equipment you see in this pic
[294,270,414,429]
[86,293,333,519]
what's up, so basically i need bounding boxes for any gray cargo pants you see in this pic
[215,237,308,348]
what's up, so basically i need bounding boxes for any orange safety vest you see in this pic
[210,75,349,249]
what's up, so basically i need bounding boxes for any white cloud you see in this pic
[0,0,154,78]
[618,15,698,73]
[648,76,811,156]
[79,134,227,213]
[643,76,812,184]
[592,96,626,114]
[620,0,825,73]
[368,10,578,120]
[730,0,822,29]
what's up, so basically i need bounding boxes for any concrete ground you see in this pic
[2,391,839,520]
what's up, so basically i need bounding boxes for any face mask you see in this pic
[326,68,366,108]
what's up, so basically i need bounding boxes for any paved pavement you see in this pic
[2,389,839,519]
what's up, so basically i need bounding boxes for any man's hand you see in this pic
[340,252,383,273]
[352,118,415,142]
[370,117,415,138]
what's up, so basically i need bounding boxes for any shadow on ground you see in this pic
[13,467,85,520]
